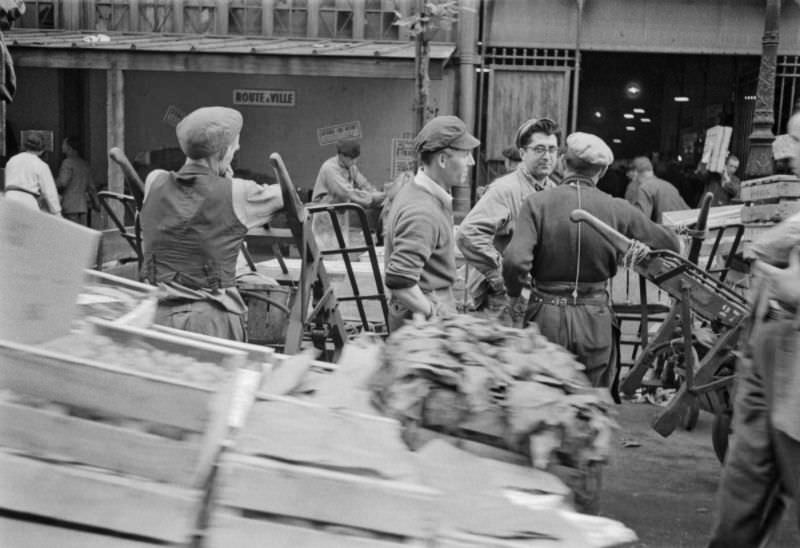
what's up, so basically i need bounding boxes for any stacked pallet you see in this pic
[0,319,250,547]
[740,174,800,256]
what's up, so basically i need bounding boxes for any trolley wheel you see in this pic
[682,398,700,431]
[712,411,732,463]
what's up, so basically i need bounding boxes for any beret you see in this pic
[415,115,479,153]
[176,107,243,160]
[564,132,613,168]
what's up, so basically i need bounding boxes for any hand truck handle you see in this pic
[108,147,146,210]
[570,209,633,254]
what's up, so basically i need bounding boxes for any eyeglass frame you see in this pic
[522,144,559,156]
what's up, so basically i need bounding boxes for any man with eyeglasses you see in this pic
[456,118,560,315]
[383,115,479,331]
[502,132,679,387]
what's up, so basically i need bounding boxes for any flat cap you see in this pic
[176,106,243,160]
[414,115,479,153]
[564,132,614,168]
[23,133,44,152]
[337,139,361,158]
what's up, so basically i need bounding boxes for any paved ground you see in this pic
[599,401,800,547]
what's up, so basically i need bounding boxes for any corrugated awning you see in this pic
[6,29,456,60]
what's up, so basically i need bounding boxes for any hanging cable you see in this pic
[572,180,582,304]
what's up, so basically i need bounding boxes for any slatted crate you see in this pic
[740,174,800,202]
[78,269,158,328]
[206,396,441,547]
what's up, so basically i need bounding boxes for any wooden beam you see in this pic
[352,0,365,40]
[106,64,125,223]
[307,0,320,37]
[261,0,274,36]
[9,49,434,79]
[173,0,185,32]
[85,0,97,30]
[216,0,230,34]
[0,516,158,548]
[63,1,81,30]
[129,0,140,32]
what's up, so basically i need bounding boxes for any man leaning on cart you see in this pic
[708,112,800,548]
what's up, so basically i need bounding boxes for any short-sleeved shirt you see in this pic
[383,170,455,292]
[311,156,374,204]
[4,151,61,214]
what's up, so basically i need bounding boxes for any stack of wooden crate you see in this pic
[0,319,250,547]
[740,174,800,256]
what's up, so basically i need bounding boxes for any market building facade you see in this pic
[5,0,800,222]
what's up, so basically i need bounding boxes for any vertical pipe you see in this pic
[570,0,584,133]
[745,0,781,178]
[458,0,478,133]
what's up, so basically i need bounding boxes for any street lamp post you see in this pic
[745,0,782,178]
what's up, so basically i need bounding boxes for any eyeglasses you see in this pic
[524,145,559,155]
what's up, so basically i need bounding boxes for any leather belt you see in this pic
[5,185,40,198]
[530,287,609,307]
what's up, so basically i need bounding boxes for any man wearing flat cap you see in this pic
[4,132,61,215]
[311,139,384,250]
[383,115,479,330]
[631,155,688,222]
[457,117,560,314]
[139,106,283,341]
[503,132,679,387]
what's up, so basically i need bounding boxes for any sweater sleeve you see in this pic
[456,185,510,279]
[633,186,655,222]
[502,198,537,297]
[617,199,680,253]
[385,206,436,289]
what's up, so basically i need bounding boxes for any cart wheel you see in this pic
[712,412,732,463]
[682,398,700,431]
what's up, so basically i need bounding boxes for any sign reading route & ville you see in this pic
[233,89,296,107]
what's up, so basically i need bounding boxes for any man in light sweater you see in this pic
[383,115,479,331]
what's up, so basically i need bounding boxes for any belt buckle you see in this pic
[555,296,568,306]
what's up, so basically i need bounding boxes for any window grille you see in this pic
[229,0,263,35]
[481,45,575,68]
[274,0,308,37]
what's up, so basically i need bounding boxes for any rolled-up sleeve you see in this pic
[502,199,537,297]
[618,200,680,253]
[232,178,284,229]
[385,208,435,289]
[456,187,510,278]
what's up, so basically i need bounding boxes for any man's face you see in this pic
[725,158,740,176]
[520,132,558,180]
[789,115,800,176]
[440,147,475,188]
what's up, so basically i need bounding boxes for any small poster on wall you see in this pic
[20,130,54,152]
[317,121,362,146]
[391,137,416,179]
[162,105,186,127]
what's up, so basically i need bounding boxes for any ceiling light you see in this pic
[641,117,651,123]
[623,113,634,119]
[625,82,642,98]
[594,111,603,119]
[633,108,645,114]
[612,138,622,144]
[625,126,636,131]
[674,96,690,102]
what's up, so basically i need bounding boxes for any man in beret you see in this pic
[457,117,560,315]
[383,115,479,331]
[4,133,61,215]
[708,111,800,547]
[139,106,283,341]
[311,139,384,249]
[503,132,679,387]
[631,155,688,222]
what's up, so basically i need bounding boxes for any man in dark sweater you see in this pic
[383,116,479,331]
[502,133,680,386]
[631,156,689,222]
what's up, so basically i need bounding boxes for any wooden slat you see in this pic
[207,511,421,548]
[0,401,198,485]
[151,324,274,366]
[0,516,159,548]
[0,452,201,544]
[218,454,440,539]
[0,342,212,431]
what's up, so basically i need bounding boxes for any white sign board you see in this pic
[317,121,362,146]
[233,89,296,107]
[701,125,732,174]
[0,199,100,343]
[391,138,416,179]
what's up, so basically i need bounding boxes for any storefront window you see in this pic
[93,1,131,32]
[274,0,308,37]
[183,1,218,34]
[139,1,174,33]
[364,0,400,40]
[318,0,353,39]
[230,0,263,35]
[16,0,57,29]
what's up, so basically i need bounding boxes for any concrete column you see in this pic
[261,0,274,36]
[106,65,125,224]
[217,0,230,34]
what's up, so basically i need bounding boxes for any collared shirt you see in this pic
[56,155,94,214]
[311,155,374,204]
[143,166,284,313]
[4,151,61,214]
[383,169,456,292]
[456,165,552,278]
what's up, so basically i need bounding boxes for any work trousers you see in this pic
[154,300,246,342]
[709,318,800,548]
[524,285,615,388]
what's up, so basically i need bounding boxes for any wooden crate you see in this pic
[740,174,800,202]
[0,319,246,487]
[0,450,202,545]
[741,198,800,223]
[206,396,442,547]
[79,269,158,328]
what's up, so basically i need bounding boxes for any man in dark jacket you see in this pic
[503,133,680,386]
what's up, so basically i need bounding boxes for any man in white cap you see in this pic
[3,132,61,215]
[456,117,560,313]
[708,112,800,547]
[139,106,283,341]
[502,132,679,386]
[383,115,479,331]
